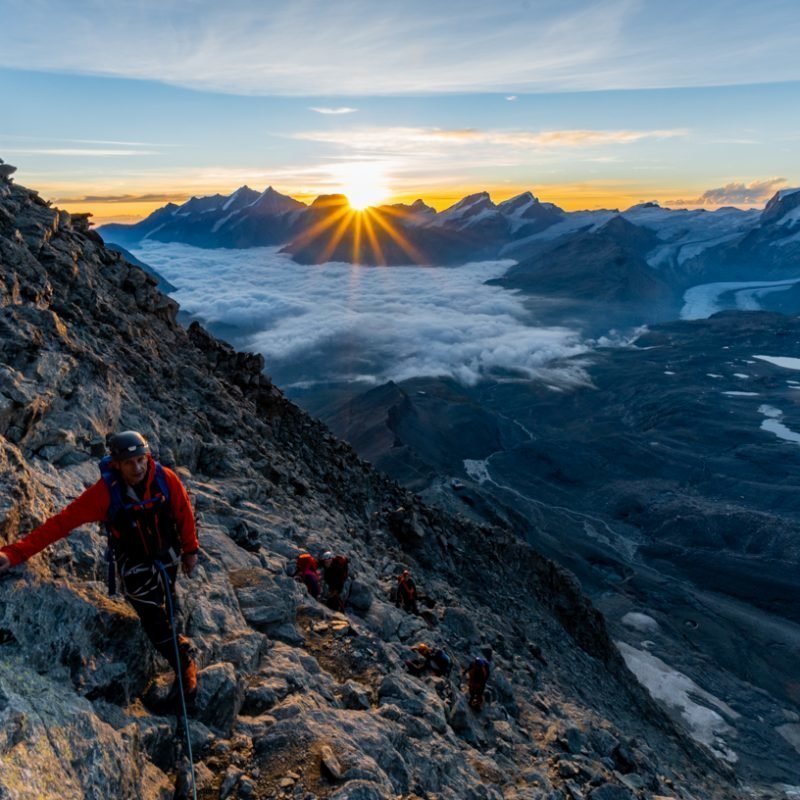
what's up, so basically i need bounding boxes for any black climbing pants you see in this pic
[119,556,184,670]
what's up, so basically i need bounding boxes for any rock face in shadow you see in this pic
[0,175,749,798]
[489,215,677,329]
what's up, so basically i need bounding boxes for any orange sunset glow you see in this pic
[44,181,727,228]
[283,194,426,265]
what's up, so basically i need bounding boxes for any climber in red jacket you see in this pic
[0,431,200,700]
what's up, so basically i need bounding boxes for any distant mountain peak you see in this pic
[138,201,180,225]
[434,192,498,226]
[247,185,305,214]
[496,191,564,236]
[409,199,436,213]
[625,201,661,212]
[447,191,493,210]
[595,215,660,253]
[498,192,536,213]
[310,193,350,209]
[380,199,436,218]
[222,185,261,212]
[761,187,800,225]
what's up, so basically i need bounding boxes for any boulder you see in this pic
[441,606,479,642]
[347,578,373,612]
[340,680,372,710]
[195,662,243,735]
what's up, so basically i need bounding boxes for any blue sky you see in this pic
[1,0,799,221]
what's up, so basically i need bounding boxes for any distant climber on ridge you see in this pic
[395,568,419,614]
[294,552,321,599]
[319,550,349,612]
[0,431,200,701]
[464,652,492,711]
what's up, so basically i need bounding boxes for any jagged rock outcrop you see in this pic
[0,177,749,798]
[0,159,16,182]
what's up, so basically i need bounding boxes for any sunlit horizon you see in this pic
[38,178,787,227]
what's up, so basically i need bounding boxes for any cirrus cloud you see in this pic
[2,2,799,96]
[2,148,159,157]
[294,126,688,152]
[309,107,358,115]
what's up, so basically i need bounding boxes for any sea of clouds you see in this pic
[133,242,593,389]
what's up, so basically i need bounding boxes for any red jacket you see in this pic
[0,457,198,567]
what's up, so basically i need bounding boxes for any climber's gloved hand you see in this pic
[181,551,198,576]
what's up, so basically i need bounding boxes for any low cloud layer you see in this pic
[133,242,591,389]
[667,178,788,207]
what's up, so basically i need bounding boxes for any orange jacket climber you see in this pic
[0,431,200,699]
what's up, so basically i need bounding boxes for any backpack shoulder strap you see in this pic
[152,462,171,502]
[99,456,124,522]
[98,456,123,596]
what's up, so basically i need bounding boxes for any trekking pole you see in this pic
[154,559,197,800]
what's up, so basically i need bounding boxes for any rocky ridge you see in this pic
[0,175,752,798]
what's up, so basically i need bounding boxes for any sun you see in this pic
[333,162,389,211]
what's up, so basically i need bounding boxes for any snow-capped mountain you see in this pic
[675,189,800,284]
[427,191,499,228]
[761,186,800,227]
[98,186,800,289]
[497,191,565,236]
[98,185,305,249]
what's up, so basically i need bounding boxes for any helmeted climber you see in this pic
[294,552,321,599]
[464,651,492,711]
[395,568,419,614]
[319,550,349,612]
[0,431,200,701]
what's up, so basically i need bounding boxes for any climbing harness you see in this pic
[100,456,172,595]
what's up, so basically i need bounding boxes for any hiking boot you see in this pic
[167,656,198,705]
[180,657,198,700]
